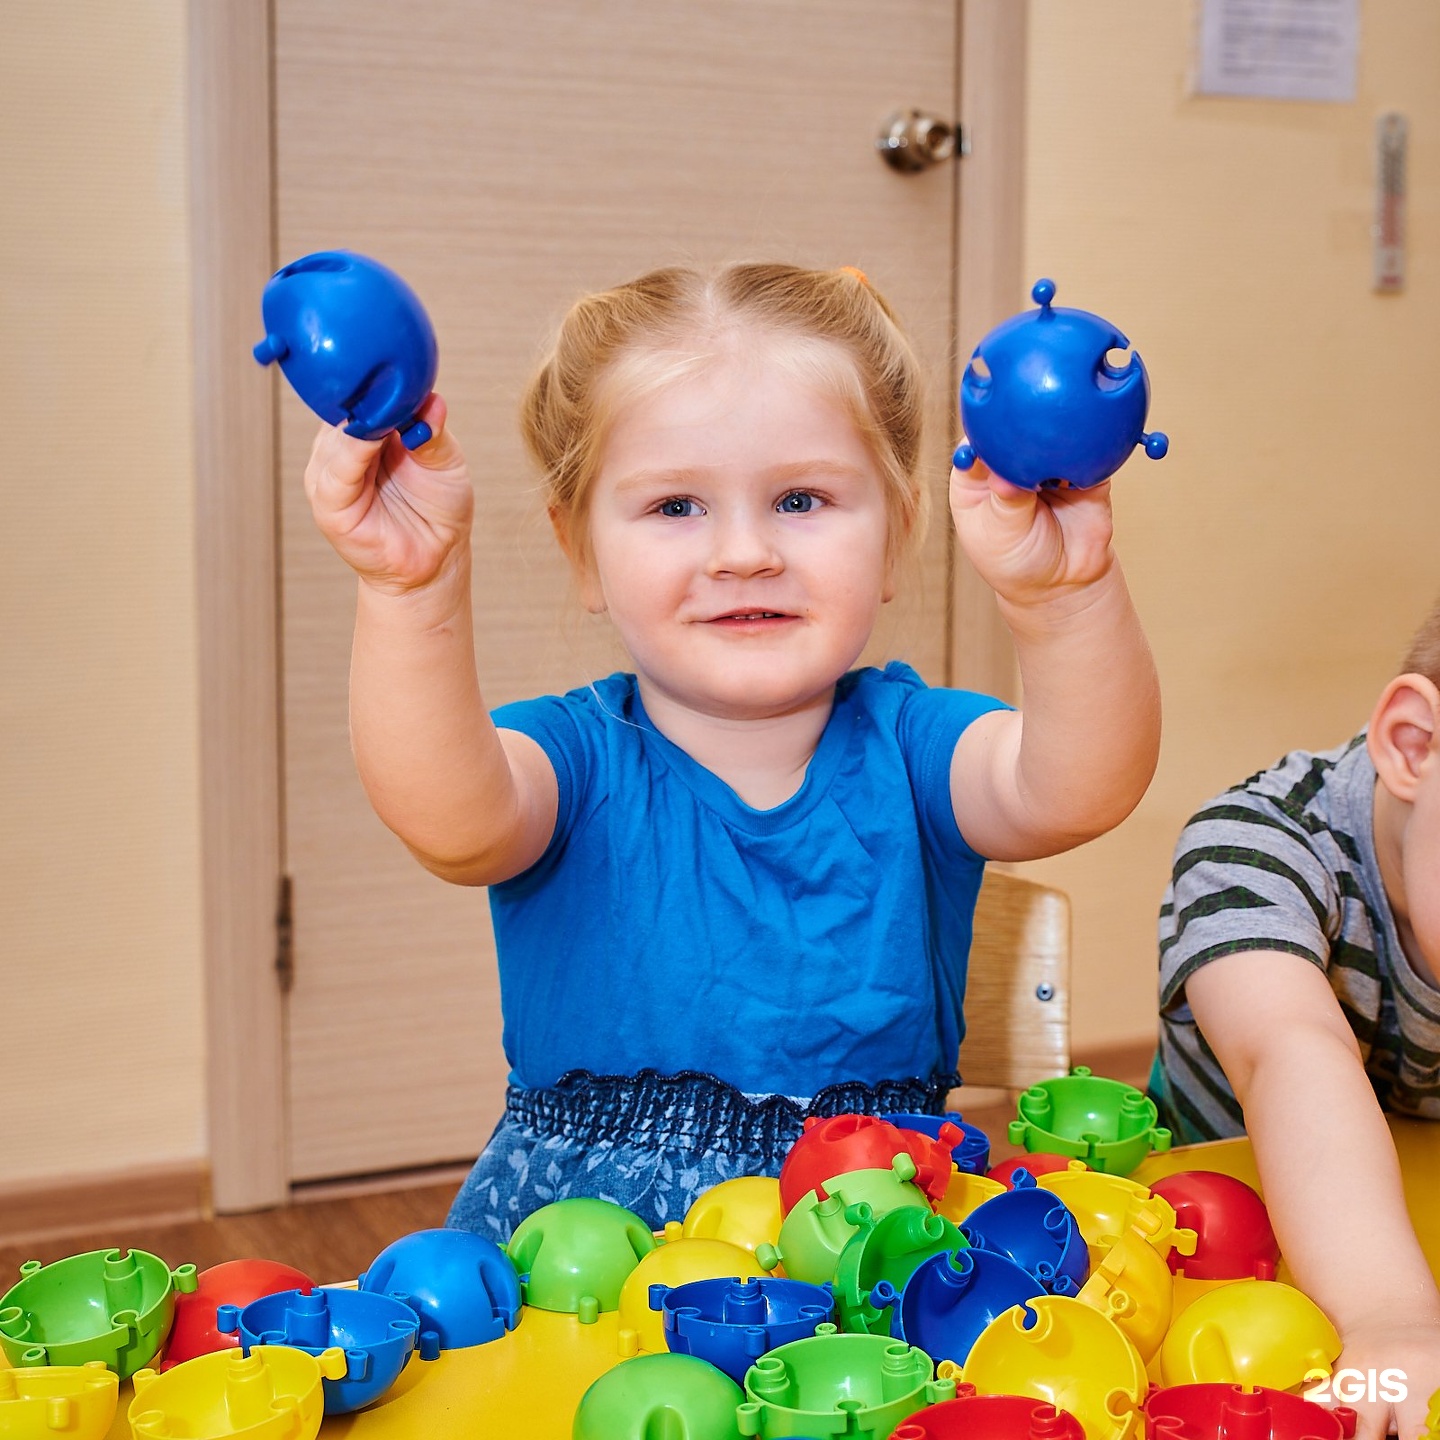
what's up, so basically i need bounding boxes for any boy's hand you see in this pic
[303,392,474,596]
[949,455,1117,611]
[1326,1317,1440,1440]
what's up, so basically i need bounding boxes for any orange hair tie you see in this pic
[838,265,871,287]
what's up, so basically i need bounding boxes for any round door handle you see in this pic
[876,109,958,172]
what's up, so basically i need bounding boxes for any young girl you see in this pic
[302,262,1160,1240]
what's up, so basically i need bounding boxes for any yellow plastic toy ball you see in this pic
[1158,1279,1341,1391]
[1038,1165,1196,1266]
[0,1361,118,1440]
[1424,1387,1440,1440]
[959,1294,1148,1440]
[128,1345,346,1440]
[681,1178,783,1255]
[934,1171,1005,1227]
[1170,1274,1242,1323]
[616,1239,765,1356]
[1077,1228,1173,1364]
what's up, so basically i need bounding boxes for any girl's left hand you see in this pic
[949,455,1117,610]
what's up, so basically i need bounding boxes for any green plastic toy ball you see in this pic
[832,1206,968,1335]
[757,1160,931,1287]
[737,1324,953,1439]
[572,1352,745,1440]
[0,1248,197,1379]
[1009,1066,1172,1176]
[508,1197,657,1320]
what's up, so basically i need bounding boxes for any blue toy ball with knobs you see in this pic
[253,249,439,449]
[953,278,1168,489]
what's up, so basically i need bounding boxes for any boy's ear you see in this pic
[1367,673,1440,802]
[547,505,606,614]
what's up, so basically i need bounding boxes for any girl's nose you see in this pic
[705,516,783,578]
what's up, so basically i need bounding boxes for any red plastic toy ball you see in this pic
[896,1124,963,1206]
[1148,1171,1279,1280]
[1144,1382,1357,1440]
[893,1385,1085,1439]
[159,1257,315,1370]
[778,1114,953,1214]
[986,1153,1079,1188]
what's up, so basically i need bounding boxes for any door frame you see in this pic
[190,0,1028,1211]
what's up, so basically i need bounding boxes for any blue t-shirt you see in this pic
[489,661,1007,1096]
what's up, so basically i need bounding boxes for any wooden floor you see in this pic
[0,1049,1152,1286]
[0,1179,460,1288]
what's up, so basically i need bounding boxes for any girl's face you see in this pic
[578,340,895,721]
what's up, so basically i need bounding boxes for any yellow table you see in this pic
[1131,1115,1440,1281]
[13,1121,1440,1439]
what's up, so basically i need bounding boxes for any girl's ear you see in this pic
[880,515,909,604]
[880,548,898,605]
[547,505,606,614]
[1367,674,1440,802]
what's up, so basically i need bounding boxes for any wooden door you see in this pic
[275,0,965,1183]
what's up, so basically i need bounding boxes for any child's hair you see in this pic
[1401,592,1440,690]
[521,262,929,573]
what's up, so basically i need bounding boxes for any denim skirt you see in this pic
[445,1066,960,1242]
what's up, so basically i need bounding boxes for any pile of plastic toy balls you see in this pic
[3,1066,1437,1439]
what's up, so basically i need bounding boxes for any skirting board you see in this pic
[0,1161,211,1249]
[0,1039,1157,1249]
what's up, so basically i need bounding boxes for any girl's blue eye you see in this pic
[778,491,822,514]
[658,497,700,518]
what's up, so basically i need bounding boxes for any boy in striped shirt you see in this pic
[1151,600,1440,1440]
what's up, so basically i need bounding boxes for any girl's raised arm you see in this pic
[304,396,558,885]
[947,464,1160,862]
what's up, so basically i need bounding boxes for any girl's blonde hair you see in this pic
[520,262,929,571]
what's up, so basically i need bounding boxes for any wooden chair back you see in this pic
[956,870,1071,1091]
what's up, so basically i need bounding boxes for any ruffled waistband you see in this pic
[502,1066,961,1160]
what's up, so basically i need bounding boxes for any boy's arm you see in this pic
[947,466,1161,861]
[1187,951,1440,1440]
[307,404,558,886]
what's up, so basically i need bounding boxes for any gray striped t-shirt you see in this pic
[1152,733,1440,1143]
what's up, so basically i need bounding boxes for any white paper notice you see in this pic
[1196,0,1359,102]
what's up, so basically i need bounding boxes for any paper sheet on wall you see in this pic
[1195,0,1359,102]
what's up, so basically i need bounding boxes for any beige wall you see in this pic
[5,1,1439,1190]
[1017,1,1440,1049]
[1,3,203,1185]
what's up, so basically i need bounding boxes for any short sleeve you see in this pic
[1158,791,1339,1011]
[490,690,598,882]
[889,662,1011,864]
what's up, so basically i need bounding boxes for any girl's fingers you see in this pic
[406,391,467,472]
[951,461,1034,510]
[414,390,446,440]
[1047,478,1112,512]
[306,421,384,508]
[949,463,996,510]
[985,471,1036,512]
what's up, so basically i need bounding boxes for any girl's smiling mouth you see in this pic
[705,610,798,628]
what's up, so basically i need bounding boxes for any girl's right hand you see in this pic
[303,392,474,596]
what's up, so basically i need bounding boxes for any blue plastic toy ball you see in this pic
[219,1286,422,1415]
[953,278,1168,489]
[651,1276,834,1385]
[959,1170,1088,1296]
[871,1249,1044,1367]
[883,1111,991,1176]
[253,250,439,449]
[358,1228,521,1352]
